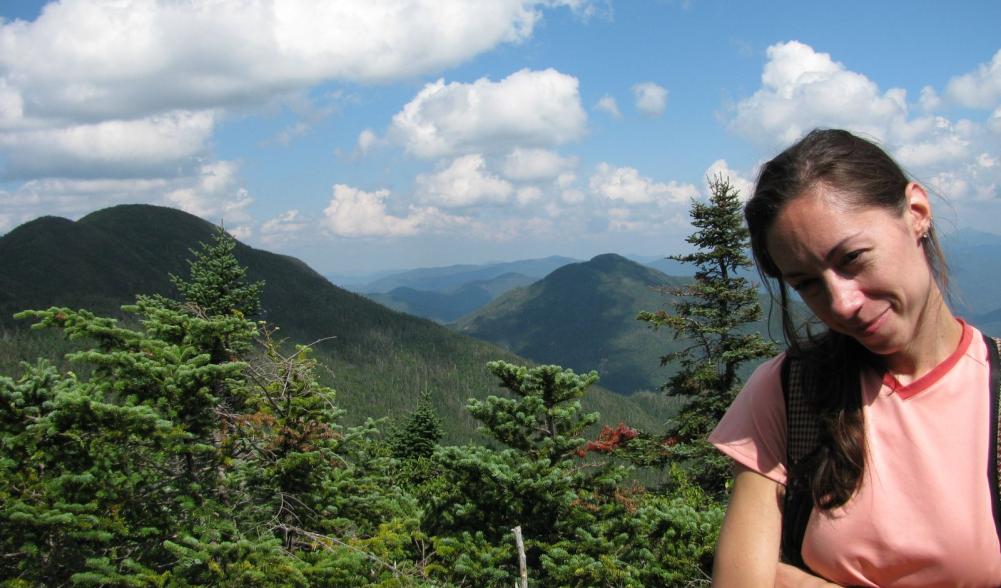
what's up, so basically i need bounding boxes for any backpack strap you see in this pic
[986,335,1001,539]
[780,355,821,570]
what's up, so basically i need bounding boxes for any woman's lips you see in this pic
[860,308,890,336]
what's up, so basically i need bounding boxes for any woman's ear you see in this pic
[905,182,932,237]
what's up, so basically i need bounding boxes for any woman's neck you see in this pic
[885,290,961,385]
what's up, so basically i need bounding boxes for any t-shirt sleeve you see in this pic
[708,354,788,485]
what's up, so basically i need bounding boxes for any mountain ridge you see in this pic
[0,204,677,440]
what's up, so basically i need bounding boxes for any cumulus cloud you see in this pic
[990,106,1001,134]
[730,41,908,147]
[0,0,551,123]
[500,147,577,181]
[0,177,171,231]
[704,159,754,201]
[589,162,697,204]
[259,209,310,245]
[594,95,622,119]
[164,161,254,224]
[516,185,543,205]
[416,154,513,207]
[356,128,379,155]
[322,184,469,238]
[0,0,584,224]
[0,110,215,179]
[728,41,1001,207]
[919,86,942,112]
[946,49,1001,109]
[323,185,422,238]
[632,82,668,118]
[389,68,587,158]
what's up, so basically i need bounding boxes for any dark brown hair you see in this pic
[745,128,948,509]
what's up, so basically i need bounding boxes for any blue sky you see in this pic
[1,1,1000,276]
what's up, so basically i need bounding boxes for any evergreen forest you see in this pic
[0,176,773,586]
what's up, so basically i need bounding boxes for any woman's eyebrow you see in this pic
[778,231,863,281]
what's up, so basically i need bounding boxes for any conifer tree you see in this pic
[390,390,444,461]
[0,230,423,586]
[638,174,776,492]
[425,361,723,586]
[170,226,264,318]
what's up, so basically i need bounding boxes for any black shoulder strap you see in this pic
[780,355,821,570]
[985,335,1001,540]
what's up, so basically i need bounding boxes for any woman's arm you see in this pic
[712,463,783,587]
[774,563,841,587]
[712,464,842,587]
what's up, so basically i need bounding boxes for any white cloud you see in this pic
[561,188,586,204]
[556,172,577,189]
[164,161,253,224]
[929,172,970,200]
[704,159,754,202]
[589,162,697,204]
[0,165,257,232]
[0,0,551,123]
[0,0,579,186]
[356,128,379,155]
[728,40,1001,207]
[501,147,577,181]
[516,186,543,205]
[416,154,514,207]
[322,183,470,238]
[730,41,908,147]
[894,131,971,168]
[323,185,422,238]
[0,177,168,231]
[632,82,668,118]
[919,86,941,112]
[946,49,1001,109]
[389,68,587,158]
[228,225,253,241]
[0,110,215,179]
[988,105,1001,134]
[259,209,309,245]
[595,95,622,119]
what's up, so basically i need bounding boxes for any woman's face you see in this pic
[765,182,936,357]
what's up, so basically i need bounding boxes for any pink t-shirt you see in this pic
[710,322,1001,587]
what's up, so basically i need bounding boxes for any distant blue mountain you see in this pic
[358,256,578,294]
[365,272,537,323]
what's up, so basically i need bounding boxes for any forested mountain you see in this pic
[364,272,537,323]
[0,205,675,440]
[356,255,577,293]
[456,254,689,395]
[455,253,781,395]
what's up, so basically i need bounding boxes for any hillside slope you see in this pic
[456,253,780,395]
[360,255,577,293]
[0,205,675,439]
[456,254,690,394]
[364,272,537,323]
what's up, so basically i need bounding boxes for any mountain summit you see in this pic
[0,205,674,437]
[456,253,689,395]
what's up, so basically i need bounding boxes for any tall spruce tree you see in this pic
[170,226,264,319]
[390,390,444,461]
[637,174,776,493]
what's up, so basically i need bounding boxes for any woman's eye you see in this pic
[842,249,865,265]
[791,279,816,293]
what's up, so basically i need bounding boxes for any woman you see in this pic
[709,129,1001,586]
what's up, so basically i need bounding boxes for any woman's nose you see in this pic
[827,276,863,321]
